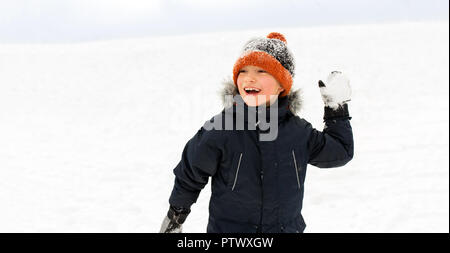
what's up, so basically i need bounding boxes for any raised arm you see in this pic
[307,71,354,168]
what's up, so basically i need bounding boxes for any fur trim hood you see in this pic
[219,77,303,115]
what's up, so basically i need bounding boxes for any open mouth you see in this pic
[243,87,261,96]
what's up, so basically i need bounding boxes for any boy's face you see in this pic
[236,65,285,107]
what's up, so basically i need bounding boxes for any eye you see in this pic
[239,70,247,73]
[258,69,266,73]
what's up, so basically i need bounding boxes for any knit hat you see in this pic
[233,32,295,97]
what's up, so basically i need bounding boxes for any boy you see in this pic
[160,32,353,233]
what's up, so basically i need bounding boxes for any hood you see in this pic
[219,77,303,115]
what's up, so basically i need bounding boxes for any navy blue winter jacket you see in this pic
[168,83,354,233]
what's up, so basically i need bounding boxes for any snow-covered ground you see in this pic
[0,21,448,233]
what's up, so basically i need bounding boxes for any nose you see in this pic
[244,73,256,83]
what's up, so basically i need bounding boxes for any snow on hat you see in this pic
[233,32,295,97]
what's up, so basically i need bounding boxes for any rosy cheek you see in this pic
[237,79,245,91]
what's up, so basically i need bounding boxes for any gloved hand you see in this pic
[318,71,351,110]
[159,206,190,233]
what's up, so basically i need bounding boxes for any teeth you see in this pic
[244,87,261,92]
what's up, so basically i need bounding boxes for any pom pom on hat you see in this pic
[267,32,287,43]
[232,32,295,97]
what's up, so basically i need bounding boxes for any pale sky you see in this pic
[0,0,448,43]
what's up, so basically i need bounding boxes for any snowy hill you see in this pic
[0,21,448,232]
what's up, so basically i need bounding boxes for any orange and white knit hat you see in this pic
[233,32,295,97]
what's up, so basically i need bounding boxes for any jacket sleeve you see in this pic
[307,104,354,168]
[169,127,222,209]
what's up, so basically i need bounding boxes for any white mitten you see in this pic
[318,71,351,110]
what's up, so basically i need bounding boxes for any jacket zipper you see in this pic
[292,150,301,190]
[231,153,243,191]
[256,119,263,232]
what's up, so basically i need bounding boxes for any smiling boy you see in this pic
[160,32,354,233]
